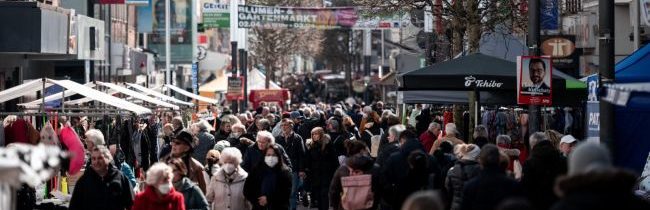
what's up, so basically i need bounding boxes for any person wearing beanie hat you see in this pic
[446,144,482,210]
[164,130,207,193]
[552,142,650,210]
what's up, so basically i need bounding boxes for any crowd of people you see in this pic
[59,101,650,210]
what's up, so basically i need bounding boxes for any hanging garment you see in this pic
[40,123,59,146]
[132,130,143,168]
[496,112,508,136]
[0,124,4,147]
[564,109,574,134]
[60,126,85,176]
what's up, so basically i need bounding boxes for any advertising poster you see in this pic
[148,0,193,63]
[586,74,600,143]
[541,0,559,31]
[203,2,230,28]
[226,76,243,100]
[517,56,553,105]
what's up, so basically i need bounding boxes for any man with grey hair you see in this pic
[69,145,134,210]
[241,131,291,172]
[171,117,185,136]
[192,120,216,165]
[376,124,406,166]
[528,132,548,150]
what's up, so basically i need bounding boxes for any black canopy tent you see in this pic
[398,53,586,106]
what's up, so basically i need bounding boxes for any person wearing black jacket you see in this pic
[380,129,440,210]
[376,124,405,167]
[241,131,293,172]
[521,138,567,210]
[244,144,293,210]
[70,146,134,210]
[306,127,339,210]
[275,118,307,210]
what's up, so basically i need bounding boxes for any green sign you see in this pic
[203,3,229,28]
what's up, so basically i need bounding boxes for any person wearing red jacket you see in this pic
[132,163,186,210]
[418,122,441,152]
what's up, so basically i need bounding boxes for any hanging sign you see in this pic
[541,0,559,31]
[643,0,650,26]
[226,76,243,100]
[585,74,600,143]
[541,35,578,71]
[517,56,553,105]
[203,2,230,29]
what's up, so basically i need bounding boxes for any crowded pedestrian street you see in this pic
[1,0,650,210]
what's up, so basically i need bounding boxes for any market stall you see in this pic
[125,83,194,107]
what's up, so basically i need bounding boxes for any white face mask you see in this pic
[230,132,242,138]
[264,156,279,168]
[157,182,172,195]
[223,163,236,174]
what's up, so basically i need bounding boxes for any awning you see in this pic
[0,79,52,104]
[164,84,219,105]
[48,79,151,115]
[1,79,151,115]
[65,89,120,105]
[126,83,194,106]
[18,83,97,108]
[97,82,180,110]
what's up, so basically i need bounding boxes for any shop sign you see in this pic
[464,76,503,88]
[203,3,230,29]
[541,35,578,71]
[586,74,599,143]
[517,56,553,105]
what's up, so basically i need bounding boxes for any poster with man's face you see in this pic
[518,56,553,105]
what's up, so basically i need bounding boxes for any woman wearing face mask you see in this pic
[206,147,251,210]
[168,158,209,210]
[244,144,292,210]
[132,163,185,210]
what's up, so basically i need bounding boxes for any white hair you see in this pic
[231,123,246,132]
[193,120,212,132]
[334,108,345,117]
[362,106,373,114]
[146,163,173,186]
[496,135,511,145]
[445,123,458,136]
[92,145,113,163]
[256,130,275,145]
[389,124,406,139]
[220,147,243,165]
[529,132,548,149]
[85,129,105,147]
[429,122,441,130]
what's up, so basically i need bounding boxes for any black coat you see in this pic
[244,164,293,210]
[380,139,439,210]
[331,132,354,157]
[521,141,567,210]
[276,132,307,172]
[460,168,523,210]
[241,143,293,172]
[551,170,650,210]
[69,164,134,210]
[446,160,481,210]
[306,141,339,189]
[375,142,399,167]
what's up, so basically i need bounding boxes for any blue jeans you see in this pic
[290,171,302,210]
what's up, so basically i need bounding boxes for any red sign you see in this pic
[249,89,290,109]
[226,77,244,101]
[199,34,208,44]
[517,56,553,105]
[99,0,125,4]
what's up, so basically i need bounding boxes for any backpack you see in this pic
[341,174,374,210]
[365,129,382,158]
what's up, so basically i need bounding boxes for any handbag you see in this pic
[341,174,373,210]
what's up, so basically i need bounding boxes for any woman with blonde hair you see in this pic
[445,144,481,210]
[306,127,339,210]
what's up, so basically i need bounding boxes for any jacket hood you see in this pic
[400,138,425,156]
[555,169,638,198]
[214,166,248,183]
[175,177,196,191]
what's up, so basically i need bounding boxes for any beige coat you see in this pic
[206,167,251,210]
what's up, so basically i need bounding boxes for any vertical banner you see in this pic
[137,3,153,33]
[541,0,559,31]
[149,0,193,63]
[586,74,600,143]
[517,56,553,105]
[191,62,198,94]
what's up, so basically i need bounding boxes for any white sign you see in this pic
[424,6,433,33]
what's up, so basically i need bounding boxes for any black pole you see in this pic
[231,41,238,113]
[88,0,95,82]
[599,0,615,149]
[527,0,541,135]
[107,5,112,83]
[239,49,246,112]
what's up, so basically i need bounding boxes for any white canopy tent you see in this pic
[1,79,151,115]
[164,84,219,105]
[126,83,194,107]
[96,82,180,110]
[19,83,97,108]
[64,89,120,105]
